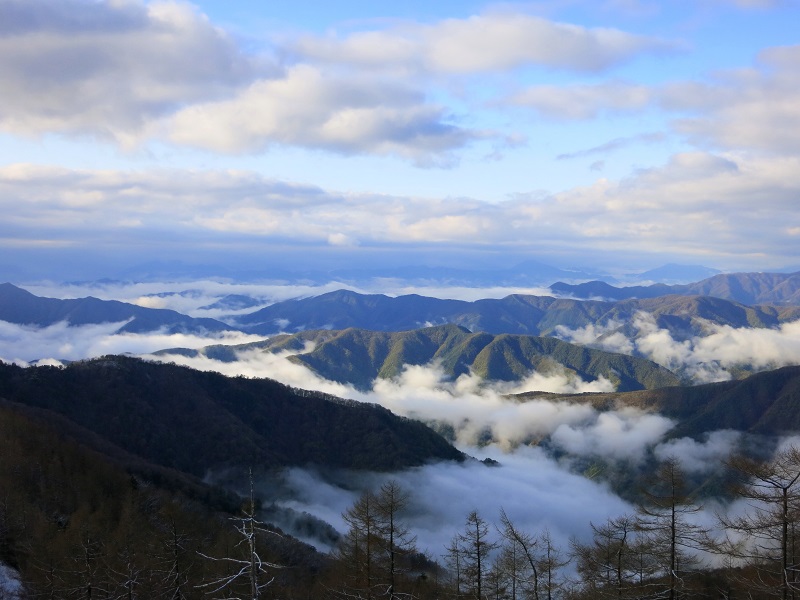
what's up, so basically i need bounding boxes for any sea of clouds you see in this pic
[2,280,798,556]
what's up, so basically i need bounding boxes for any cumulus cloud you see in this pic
[289,14,677,74]
[664,45,800,155]
[514,43,800,158]
[0,1,486,162]
[0,0,263,145]
[168,65,476,163]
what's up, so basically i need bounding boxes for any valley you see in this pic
[2,270,800,598]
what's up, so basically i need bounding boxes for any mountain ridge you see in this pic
[550,271,800,305]
[0,282,232,334]
[0,356,465,474]
[160,323,681,392]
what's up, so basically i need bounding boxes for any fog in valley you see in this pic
[2,281,787,556]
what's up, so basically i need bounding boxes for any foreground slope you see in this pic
[162,324,681,391]
[0,357,464,474]
[0,401,325,598]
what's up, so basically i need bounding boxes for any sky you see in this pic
[2,0,800,281]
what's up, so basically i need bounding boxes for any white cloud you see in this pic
[0,0,263,145]
[0,319,264,364]
[665,45,800,156]
[510,81,652,119]
[168,65,475,163]
[150,350,669,454]
[558,312,800,384]
[290,13,677,74]
[272,446,634,556]
[655,430,742,473]
[1,147,798,273]
[551,408,674,463]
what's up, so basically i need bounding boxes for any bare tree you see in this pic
[197,471,282,600]
[719,445,800,600]
[332,481,418,599]
[333,489,382,599]
[498,511,569,600]
[375,481,417,600]
[453,511,498,600]
[571,514,654,599]
[637,457,708,600]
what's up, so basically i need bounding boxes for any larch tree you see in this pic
[454,511,498,600]
[719,445,800,600]
[636,457,708,600]
[375,481,417,600]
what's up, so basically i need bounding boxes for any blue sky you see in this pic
[1,0,799,281]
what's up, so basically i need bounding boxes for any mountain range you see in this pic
[160,323,681,391]
[551,271,800,305]
[233,288,800,337]
[0,282,231,334]
[3,271,800,343]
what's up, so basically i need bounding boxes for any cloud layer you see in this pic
[2,149,799,271]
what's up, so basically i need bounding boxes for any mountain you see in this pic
[630,263,721,283]
[0,356,464,474]
[0,282,233,334]
[529,365,800,440]
[551,271,800,305]
[0,400,326,598]
[234,289,800,339]
[161,324,681,392]
[199,293,263,311]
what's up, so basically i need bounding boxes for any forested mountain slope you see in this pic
[0,357,464,474]
[527,364,800,439]
[0,401,326,599]
[162,323,681,391]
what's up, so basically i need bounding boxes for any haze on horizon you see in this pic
[0,0,799,282]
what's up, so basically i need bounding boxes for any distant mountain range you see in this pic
[0,282,231,334]
[234,288,800,338]
[108,258,611,287]
[3,278,800,348]
[628,263,722,283]
[160,324,680,392]
[0,356,464,474]
[551,271,800,305]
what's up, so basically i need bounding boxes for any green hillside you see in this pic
[164,324,680,392]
